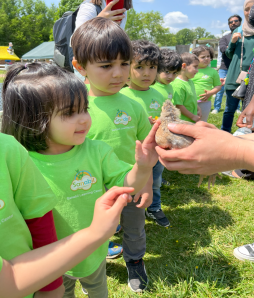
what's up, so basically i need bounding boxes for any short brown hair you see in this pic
[91,0,133,10]
[192,46,214,60]
[72,17,133,67]
[181,52,199,66]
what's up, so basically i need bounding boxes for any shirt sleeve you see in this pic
[172,83,185,106]
[101,144,133,189]
[25,211,63,291]
[219,35,228,53]
[75,3,97,30]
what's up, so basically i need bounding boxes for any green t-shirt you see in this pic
[87,93,151,165]
[29,138,132,278]
[120,87,166,120]
[191,67,221,102]
[0,133,57,298]
[151,82,174,101]
[171,78,197,122]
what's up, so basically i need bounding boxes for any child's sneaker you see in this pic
[126,259,148,292]
[106,241,123,259]
[82,288,88,295]
[211,109,219,114]
[145,209,170,227]
[233,243,254,261]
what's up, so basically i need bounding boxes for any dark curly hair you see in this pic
[2,62,88,151]
[131,40,160,66]
[158,49,182,73]
[192,46,214,61]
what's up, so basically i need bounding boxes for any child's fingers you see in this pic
[143,120,160,144]
[100,187,134,208]
[133,193,141,203]
[109,193,132,215]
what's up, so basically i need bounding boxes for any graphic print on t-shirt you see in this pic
[168,93,173,100]
[70,170,97,191]
[202,75,209,79]
[149,100,161,110]
[0,200,5,210]
[114,109,132,125]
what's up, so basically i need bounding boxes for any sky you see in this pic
[44,0,246,36]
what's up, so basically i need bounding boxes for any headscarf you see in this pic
[242,0,254,36]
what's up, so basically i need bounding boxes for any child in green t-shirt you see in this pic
[171,52,202,123]
[151,48,182,101]
[0,133,64,298]
[2,59,158,296]
[119,40,170,229]
[191,46,222,122]
[72,19,159,293]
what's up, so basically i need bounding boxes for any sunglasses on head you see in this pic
[229,20,240,24]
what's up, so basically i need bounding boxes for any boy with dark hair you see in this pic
[171,53,202,122]
[120,40,170,228]
[72,19,156,293]
[151,49,182,100]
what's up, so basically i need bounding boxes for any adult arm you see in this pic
[236,94,254,128]
[225,33,241,59]
[155,122,254,175]
[0,187,133,298]
[219,35,228,53]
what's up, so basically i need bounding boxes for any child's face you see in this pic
[129,60,158,91]
[157,70,179,85]
[198,50,211,68]
[46,104,91,154]
[184,61,199,79]
[74,54,130,96]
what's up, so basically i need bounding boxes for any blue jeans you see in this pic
[214,69,240,112]
[148,161,164,211]
[221,90,240,132]
[213,69,227,111]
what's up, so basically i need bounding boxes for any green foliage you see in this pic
[125,9,177,46]
[0,0,57,57]
[175,28,196,45]
[55,0,81,20]
[194,27,216,40]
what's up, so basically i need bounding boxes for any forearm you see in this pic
[225,41,236,59]
[124,163,152,194]
[209,86,222,95]
[176,105,196,121]
[0,228,104,298]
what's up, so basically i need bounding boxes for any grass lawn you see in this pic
[72,97,254,297]
[0,70,6,83]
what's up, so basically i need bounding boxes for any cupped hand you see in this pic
[236,99,254,129]
[90,187,133,239]
[155,123,242,175]
[98,0,126,22]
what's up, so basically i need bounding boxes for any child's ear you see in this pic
[72,58,87,77]
[182,63,186,70]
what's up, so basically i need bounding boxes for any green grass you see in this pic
[73,97,254,297]
[0,70,6,83]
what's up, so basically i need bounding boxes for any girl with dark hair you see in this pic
[2,62,158,298]
[191,46,222,122]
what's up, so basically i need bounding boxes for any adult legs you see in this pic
[213,69,227,112]
[221,90,240,132]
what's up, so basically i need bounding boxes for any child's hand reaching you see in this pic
[199,90,211,101]
[220,78,226,86]
[135,120,160,169]
[197,106,202,119]
[133,175,153,209]
[148,116,156,125]
[90,187,133,239]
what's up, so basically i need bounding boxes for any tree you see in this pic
[125,9,176,46]
[193,27,215,40]
[0,0,56,57]
[175,29,195,45]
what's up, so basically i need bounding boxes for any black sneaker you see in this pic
[145,209,170,227]
[126,259,148,292]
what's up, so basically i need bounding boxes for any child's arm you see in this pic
[0,187,133,298]
[132,173,153,209]
[199,86,222,101]
[124,121,159,194]
[197,105,202,119]
[25,211,63,295]
[176,105,200,123]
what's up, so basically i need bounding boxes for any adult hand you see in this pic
[155,123,242,175]
[231,33,242,43]
[90,186,133,239]
[98,0,126,22]
[236,96,254,129]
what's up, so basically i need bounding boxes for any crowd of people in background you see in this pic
[2,0,254,298]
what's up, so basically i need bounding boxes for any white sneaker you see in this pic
[211,109,219,114]
[236,109,241,114]
[233,243,254,261]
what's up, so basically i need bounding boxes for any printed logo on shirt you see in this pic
[0,200,5,210]
[114,110,132,125]
[149,100,160,110]
[70,170,97,191]
[168,93,173,100]
[202,75,209,79]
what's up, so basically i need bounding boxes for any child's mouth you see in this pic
[75,130,86,134]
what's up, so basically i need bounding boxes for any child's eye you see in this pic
[150,66,157,69]
[136,66,143,69]
[100,64,111,69]
[122,62,130,66]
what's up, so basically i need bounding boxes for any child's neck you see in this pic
[157,79,167,85]
[198,64,208,69]
[89,84,117,97]
[39,143,74,155]
[178,73,189,82]
[129,81,149,91]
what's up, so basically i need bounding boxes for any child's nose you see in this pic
[113,67,122,77]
